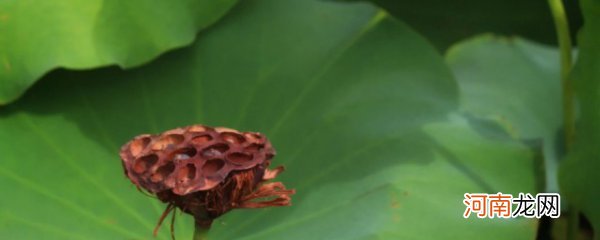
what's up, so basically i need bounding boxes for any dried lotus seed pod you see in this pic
[119,124,295,236]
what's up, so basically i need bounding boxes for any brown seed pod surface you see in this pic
[119,124,294,232]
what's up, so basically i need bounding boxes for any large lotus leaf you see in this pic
[0,0,237,105]
[560,0,600,233]
[446,35,561,191]
[0,0,536,239]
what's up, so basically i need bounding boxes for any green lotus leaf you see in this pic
[559,0,600,233]
[446,35,561,192]
[0,0,237,105]
[0,0,537,239]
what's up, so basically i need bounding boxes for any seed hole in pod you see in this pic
[177,164,197,183]
[227,152,253,165]
[202,143,229,158]
[192,134,213,145]
[130,136,151,157]
[221,132,245,144]
[152,134,184,150]
[172,147,197,161]
[151,162,175,182]
[244,143,264,153]
[202,159,225,175]
[133,154,158,174]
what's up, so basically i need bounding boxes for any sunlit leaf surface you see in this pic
[0,0,237,104]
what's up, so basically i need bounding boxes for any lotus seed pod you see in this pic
[119,124,294,234]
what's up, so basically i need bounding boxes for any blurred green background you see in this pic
[0,0,598,239]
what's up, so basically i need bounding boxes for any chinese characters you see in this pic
[464,192,560,218]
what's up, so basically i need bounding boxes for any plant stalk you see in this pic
[547,0,577,239]
[548,0,575,149]
[193,222,210,240]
